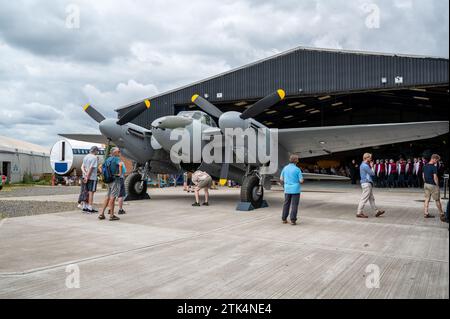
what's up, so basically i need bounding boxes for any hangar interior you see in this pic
[179,85,449,165]
[118,47,449,165]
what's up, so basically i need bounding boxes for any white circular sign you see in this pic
[50,140,74,175]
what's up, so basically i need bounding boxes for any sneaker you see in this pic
[118,209,126,215]
[291,221,297,226]
[282,220,288,224]
[192,202,200,207]
[202,202,209,206]
[87,209,98,214]
[77,204,83,209]
[82,208,89,213]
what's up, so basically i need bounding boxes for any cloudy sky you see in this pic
[0,0,448,148]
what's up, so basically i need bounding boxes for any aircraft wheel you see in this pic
[125,172,148,197]
[240,174,264,209]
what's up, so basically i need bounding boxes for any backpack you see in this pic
[102,157,114,184]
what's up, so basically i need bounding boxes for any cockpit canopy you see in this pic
[178,111,217,127]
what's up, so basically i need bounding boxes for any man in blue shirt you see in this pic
[98,147,123,221]
[423,154,445,219]
[280,155,304,225]
[357,153,386,219]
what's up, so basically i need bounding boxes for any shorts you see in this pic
[118,178,126,198]
[107,178,121,198]
[86,180,97,192]
[197,176,212,190]
[424,183,440,201]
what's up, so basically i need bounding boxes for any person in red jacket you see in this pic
[387,159,398,188]
[380,159,387,188]
[375,159,386,188]
[397,159,407,188]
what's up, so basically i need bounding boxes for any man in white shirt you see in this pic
[413,158,420,188]
[82,146,99,213]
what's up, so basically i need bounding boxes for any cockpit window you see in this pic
[192,112,202,120]
[201,115,210,126]
[178,111,217,127]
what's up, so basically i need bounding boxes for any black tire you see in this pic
[125,172,147,197]
[240,175,264,208]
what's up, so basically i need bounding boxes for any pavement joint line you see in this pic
[298,215,448,231]
[214,232,449,264]
[0,214,272,278]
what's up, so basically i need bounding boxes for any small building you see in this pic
[0,135,51,183]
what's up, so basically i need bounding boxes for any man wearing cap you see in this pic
[82,146,99,213]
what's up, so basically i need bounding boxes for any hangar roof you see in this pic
[117,46,448,111]
[116,46,448,128]
[0,135,49,157]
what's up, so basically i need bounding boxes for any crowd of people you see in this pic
[77,146,126,221]
[74,146,448,226]
[280,153,449,225]
[348,157,447,188]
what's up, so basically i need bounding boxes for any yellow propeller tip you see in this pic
[191,94,199,103]
[144,99,151,108]
[219,179,227,186]
[83,103,90,111]
[277,89,286,100]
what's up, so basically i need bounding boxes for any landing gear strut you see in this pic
[124,162,151,201]
[236,170,269,211]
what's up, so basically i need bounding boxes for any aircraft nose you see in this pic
[99,118,121,141]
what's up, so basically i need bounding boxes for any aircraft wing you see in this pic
[58,134,108,145]
[278,121,449,158]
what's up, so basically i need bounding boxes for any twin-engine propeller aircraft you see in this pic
[60,90,449,209]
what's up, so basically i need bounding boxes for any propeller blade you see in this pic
[240,89,286,120]
[219,163,229,186]
[191,94,223,118]
[83,104,106,123]
[116,99,151,125]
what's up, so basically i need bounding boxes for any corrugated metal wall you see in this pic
[120,48,448,129]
